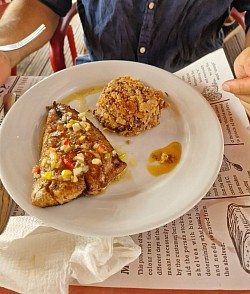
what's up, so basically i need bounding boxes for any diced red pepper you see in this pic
[63,138,69,145]
[63,158,74,169]
[32,165,40,174]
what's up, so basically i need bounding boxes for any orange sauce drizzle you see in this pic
[147,141,181,176]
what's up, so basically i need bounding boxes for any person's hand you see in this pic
[222,47,250,116]
[0,51,11,86]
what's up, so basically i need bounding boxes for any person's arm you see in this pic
[222,29,250,115]
[0,0,60,85]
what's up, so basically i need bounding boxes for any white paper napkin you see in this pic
[0,216,141,294]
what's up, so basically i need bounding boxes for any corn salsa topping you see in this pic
[32,110,117,182]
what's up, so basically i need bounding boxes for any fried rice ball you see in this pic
[93,76,168,136]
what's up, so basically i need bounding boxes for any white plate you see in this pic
[0,61,223,237]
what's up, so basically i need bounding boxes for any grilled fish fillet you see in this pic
[31,102,127,207]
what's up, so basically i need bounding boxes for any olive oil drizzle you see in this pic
[60,85,105,112]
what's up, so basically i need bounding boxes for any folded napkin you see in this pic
[0,216,141,294]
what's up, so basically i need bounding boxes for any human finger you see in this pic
[222,77,250,96]
[234,48,250,79]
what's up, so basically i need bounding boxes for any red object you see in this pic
[49,2,78,72]
[63,138,69,145]
[230,7,246,30]
[63,157,74,170]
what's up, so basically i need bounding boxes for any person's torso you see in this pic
[77,0,233,72]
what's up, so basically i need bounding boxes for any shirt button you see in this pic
[148,2,155,9]
[140,47,146,54]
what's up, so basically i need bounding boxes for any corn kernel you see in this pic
[104,153,111,159]
[66,119,78,129]
[51,161,57,170]
[61,169,72,177]
[78,135,86,142]
[42,171,52,180]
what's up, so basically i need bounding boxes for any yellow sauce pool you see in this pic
[60,85,105,112]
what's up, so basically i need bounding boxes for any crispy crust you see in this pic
[31,102,127,207]
[93,76,168,136]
